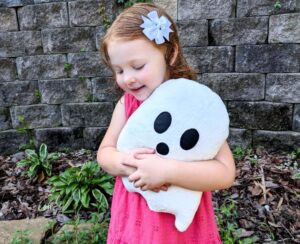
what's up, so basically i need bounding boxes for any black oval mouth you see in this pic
[156,142,169,155]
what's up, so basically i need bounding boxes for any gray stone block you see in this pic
[61,102,113,127]
[293,105,300,132]
[18,2,68,30]
[69,0,115,27]
[0,80,38,106]
[0,107,11,131]
[0,31,43,58]
[253,130,300,151]
[0,8,17,31]
[236,44,300,73]
[177,20,208,47]
[0,58,17,81]
[202,73,265,101]
[11,104,61,129]
[16,54,67,80]
[0,129,30,155]
[92,77,119,102]
[269,13,300,43]
[68,52,111,77]
[237,0,300,17]
[266,74,300,103]
[39,78,91,104]
[42,27,96,54]
[35,127,84,152]
[34,0,70,3]
[210,17,268,45]
[228,101,293,130]
[153,0,177,21]
[184,46,234,73]
[95,26,106,50]
[0,0,34,7]
[83,127,106,150]
[228,128,252,149]
[178,0,235,20]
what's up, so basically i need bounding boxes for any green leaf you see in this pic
[62,197,73,212]
[39,143,48,162]
[17,159,30,167]
[25,149,38,159]
[72,189,81,203]
[81,191,90,208]
[92,189,103,202]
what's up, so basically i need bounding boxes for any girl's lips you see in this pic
[131,86,145,92]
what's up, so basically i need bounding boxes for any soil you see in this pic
[0,148,299,243]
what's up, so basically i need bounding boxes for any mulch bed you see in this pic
[0,148,299,243]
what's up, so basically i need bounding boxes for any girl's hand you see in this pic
[123,153,171,191]
[120,148,155,176]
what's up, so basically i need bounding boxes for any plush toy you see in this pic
[117,78,229,232]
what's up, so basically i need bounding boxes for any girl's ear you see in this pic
[169,43,179,66]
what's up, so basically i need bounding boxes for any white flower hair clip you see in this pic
[140,10,173,45]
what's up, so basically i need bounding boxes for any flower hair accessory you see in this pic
[140,10,173,45]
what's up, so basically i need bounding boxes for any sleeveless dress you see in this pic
[107,93,222,244]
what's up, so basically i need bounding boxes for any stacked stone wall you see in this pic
[0,0,299,154]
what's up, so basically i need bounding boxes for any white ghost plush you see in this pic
[117,78,229,232]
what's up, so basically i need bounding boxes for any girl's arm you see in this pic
[124,141,235,192]
[97,97,154,177]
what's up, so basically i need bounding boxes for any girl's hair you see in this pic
[101,3,197,91]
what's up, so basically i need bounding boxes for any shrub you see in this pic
[48,160,113,213]
[17,143,60,182]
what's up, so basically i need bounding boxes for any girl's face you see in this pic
[107,38,169,101]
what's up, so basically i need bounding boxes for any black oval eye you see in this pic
[154,112,172,134]
[180,129,199,150]
[156,142,169,155]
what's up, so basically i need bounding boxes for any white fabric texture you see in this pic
[117,78,229,231]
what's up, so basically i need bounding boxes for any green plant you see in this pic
[117,0,152,8]
[10,230,33,244]
[17,143,60,182]
[85,94,96,102]
[233,146,246,158]
[48,160,113,213]
[16,116,35,150]
[274,0,281,9]
[34,89,42,102]
[292,172,300,180]
[98,3,112,29]
[64,62,73,74]
[47,213,109,244]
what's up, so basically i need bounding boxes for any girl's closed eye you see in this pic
[133,64,145,70]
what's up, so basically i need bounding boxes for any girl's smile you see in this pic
[107,38,169,101]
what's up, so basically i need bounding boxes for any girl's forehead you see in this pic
[108,38,164,57]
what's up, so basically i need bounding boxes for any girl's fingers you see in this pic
[133,148,155,155]
[128,173,139,183]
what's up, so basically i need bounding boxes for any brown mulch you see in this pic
[0,148,299,243]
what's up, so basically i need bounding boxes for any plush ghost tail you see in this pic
[122,178,202,232]
[117,78,229,232]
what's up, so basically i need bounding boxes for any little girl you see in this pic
[97,3,235,243]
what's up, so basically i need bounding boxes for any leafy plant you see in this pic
[16,116,35,150]
[98,3,112,29]
[17,143,60,182]
[274,0,281,9]
[34,89,42,102]
[292,172,300,180]
[48,160,113,213]
[233,146,246,158]
[117,0,152,8]
[85,94,97,102]
[47,213,109,244]
[10,230,33,244]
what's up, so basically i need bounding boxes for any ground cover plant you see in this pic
[0,146,299,243]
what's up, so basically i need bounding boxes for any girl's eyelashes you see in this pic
[133,64,145,70]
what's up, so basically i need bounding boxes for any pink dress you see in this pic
[107,93,222,244]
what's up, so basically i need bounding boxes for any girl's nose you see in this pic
[125,77,137,85]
